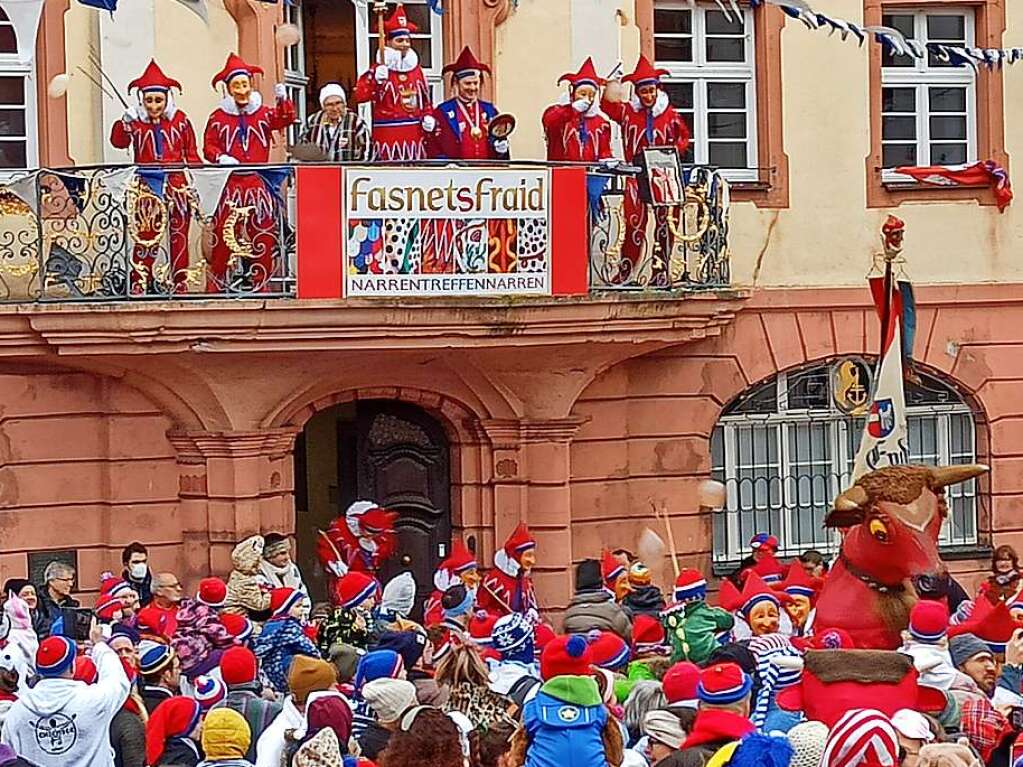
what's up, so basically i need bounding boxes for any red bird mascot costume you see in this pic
[543,57,613,163]
[110,60,201,295]
[353,4,433,161]
[202,53,295,292]
[479,523,538,621]
[601,56,691,283]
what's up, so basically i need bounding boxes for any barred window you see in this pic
[711,362,979,565]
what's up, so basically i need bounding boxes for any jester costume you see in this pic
[423,540,479,627]
[352,5,432,162]
[202,54,296,292]
[479,523,538,620]
[109,60,200,294]
[601,56,691,283]
[317,500,397,607]
[426,47,507,161]
[542,58,613,163]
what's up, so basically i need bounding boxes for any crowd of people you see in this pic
[2,514,1023,767]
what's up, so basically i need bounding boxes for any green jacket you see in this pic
[614,660,657,703]
[663,601,734,665]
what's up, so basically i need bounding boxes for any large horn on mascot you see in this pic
[824,484,869,527]
[929,464,989,488]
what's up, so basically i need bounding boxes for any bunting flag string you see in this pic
[747,0,1023,71]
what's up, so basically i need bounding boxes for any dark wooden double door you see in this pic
[295,401,450,617]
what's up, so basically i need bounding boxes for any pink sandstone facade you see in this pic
[0,283,1015,607]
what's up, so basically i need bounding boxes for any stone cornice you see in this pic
[0,292,749,358]
[479,416,590,447]
[168,428,301,463]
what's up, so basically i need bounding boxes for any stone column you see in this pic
[167,428,299,585]
[479,417,587,613]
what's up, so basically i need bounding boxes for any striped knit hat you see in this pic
[697,662,753,705]
[821,709,899,767]
[194,674,227,710]
[673,569,708,604]
[36,636,77,678]
[270,587,305,619]
[139,641,174,676]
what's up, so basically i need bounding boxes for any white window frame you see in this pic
[356,0,445,117]
[880,7,976,182]
[654,0,758,182]
[282,0,308,145]
[711,367,979,564]
[0,2,37,175]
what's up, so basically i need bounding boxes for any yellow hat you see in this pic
[201,708,251,760]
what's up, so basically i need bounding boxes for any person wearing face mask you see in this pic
[110,60,201,295]
[600,55,691,285]
[425,47,508,161]
[122,542,154,607]
[299,83,371,162]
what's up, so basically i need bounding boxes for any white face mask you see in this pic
[129,563,148,580]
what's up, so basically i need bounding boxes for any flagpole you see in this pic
[374,0,388,63]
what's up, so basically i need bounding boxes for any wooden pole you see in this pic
[374,1,388,63]
[652,501,681,578]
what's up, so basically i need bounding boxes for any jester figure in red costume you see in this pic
[423,540,481,627]
[317,500,397,605]
[542,57,613,163]
[110,60,201,295]
[425,47,508,161]
[202,53,295,292]
[601,55,691,283]
[479,523,538,622]
[353,4,433,162]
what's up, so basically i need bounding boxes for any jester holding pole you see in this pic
[353,2,435,162]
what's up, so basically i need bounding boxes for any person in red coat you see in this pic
[601,55,691,284]
[423,540,481,627]
[317,500,398,605]
[109,60,201,295]
[202,53,295,292]
[479,523,538,622]
[542,57,613,163]
[352,4,433,162]
[425,46,508,161]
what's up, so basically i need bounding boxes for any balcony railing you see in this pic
[0,162,730,303]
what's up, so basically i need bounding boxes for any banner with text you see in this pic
[343,167,551,298]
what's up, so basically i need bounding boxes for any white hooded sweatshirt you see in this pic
[0,642,129,767]
[254,695,304,767]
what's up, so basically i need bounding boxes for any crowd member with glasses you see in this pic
[151,572,185,638]
[34,560,79,639]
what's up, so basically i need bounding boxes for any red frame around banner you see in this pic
[294,165,589,299]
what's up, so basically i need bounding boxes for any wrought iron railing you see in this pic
[588,166,731,291]
[0,165,296,301]
[0,162,732,303]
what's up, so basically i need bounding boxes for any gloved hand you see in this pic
[374,64,389,83]
[274,83,287,100]
[422,114,437,132]
[572,98,590,113]
[327,560,348,578]
[122,106,139,124]
[493,138,509,155]
[599,157,622,168]
[217,155,240,166]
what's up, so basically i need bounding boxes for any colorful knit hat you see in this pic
[335,572,378,611]
[94,593,123,622]
[673,568,708,603]
[663,661,700,708]
[145,697,202,767]
[220,613,254,642]
[541,634,593,680]
[197,577,228,609]
[601,549,627,590]
[269,587,305,619]
[698,662,753,705]
[100,572,133,600]
[354,649,405,691]
[909,600,949,643]
[469,610,499,647]
[36,636,76,678]
[137,606,170,638]
[73,655,98,684]
[492,612,533,655]
[587,630,630,671]
[139,641,174,676]
[194,674,227,710]
[949,598,1017,653]
[750,532,779,552]
[632,614,666,655]
[220,646,258,686]
[628,561,652,587]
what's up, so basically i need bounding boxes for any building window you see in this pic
[654,0,757,181]
[283,1,309,145]
[365,0,445,103]
[879,8,975,178]
[0,6,34,171]
[711,362,979,565]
